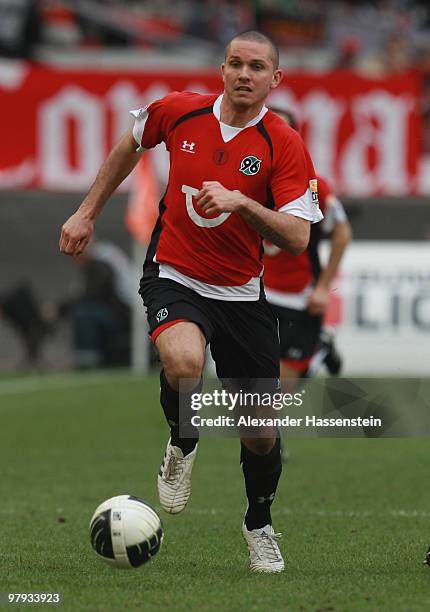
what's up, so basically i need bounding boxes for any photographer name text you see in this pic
[190,415,383,428]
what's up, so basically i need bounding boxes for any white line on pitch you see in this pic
[174,507,430,519]
[0,372,144,397]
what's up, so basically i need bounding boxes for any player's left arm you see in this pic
[195,181,310,255]
[307,194,352,316]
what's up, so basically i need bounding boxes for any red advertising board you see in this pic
[0,62,422,195]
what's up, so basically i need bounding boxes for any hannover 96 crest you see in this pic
[240,155,262,176]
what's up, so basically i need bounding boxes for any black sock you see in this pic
[159,370,200,455]
[241,437,282,530]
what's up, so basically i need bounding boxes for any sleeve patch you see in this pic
[309,178,318,202]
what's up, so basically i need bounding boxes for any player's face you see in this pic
[222,40,282,111]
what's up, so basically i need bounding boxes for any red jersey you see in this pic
[132,92,321,293]
[263,175,332,295]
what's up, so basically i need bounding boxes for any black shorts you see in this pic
[270,304,322,365]
[139,271,280,381]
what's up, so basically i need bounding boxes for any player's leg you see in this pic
[211,298,284,572]
[319,327,343,376]
[239,427,284,572]
[240,435,284,573]
[156,321,206,453]
[154,322,206,514]
[273,305,321,391]
[239,432,281,525]
[140,276,213,514]
[273,305,316,463]
[141,276,212,449]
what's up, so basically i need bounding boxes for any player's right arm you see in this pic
[307,193,352,315]
[60,91,193,258]
[59,129,143,258]
[268,126,322,247]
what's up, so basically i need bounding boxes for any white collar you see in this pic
[213,94,268,143]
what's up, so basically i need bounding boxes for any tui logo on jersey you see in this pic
[240,155,262,176]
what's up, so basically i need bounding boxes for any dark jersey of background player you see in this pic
[264,175,350,378]
[263,108,352,384]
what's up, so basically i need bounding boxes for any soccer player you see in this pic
[59,31,322,573]
[263,108,352,386]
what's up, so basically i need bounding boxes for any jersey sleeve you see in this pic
[130,91,185,151]
[271,130,323,224]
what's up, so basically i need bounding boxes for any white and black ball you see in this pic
[89,495,163,568]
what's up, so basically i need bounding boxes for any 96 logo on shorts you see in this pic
[240,155,262,176]
[156,308,169,323]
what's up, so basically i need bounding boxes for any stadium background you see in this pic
[1,0,429,374]
[1,2,430,611]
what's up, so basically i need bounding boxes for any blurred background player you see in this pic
[0,283,52,369]
[263,108,352,387]
[59,238,133,369]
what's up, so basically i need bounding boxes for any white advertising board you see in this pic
[321,241,430,375]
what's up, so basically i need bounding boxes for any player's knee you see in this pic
[243,437,276,456]
[163,350,204,385]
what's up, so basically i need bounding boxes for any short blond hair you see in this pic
[225,30,279,70]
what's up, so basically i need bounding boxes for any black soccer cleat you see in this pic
[320,330,343,376]
[423,547,430,566]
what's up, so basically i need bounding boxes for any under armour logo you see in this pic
[257,493,275,503]
[181,140,196,154]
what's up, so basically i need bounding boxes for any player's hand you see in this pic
[59,210,94,258]
[307,285,330,316]
[195,181,246,215]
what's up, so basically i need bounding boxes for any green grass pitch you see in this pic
[1,371,430,611]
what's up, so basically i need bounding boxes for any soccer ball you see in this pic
[89,495,163,569]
